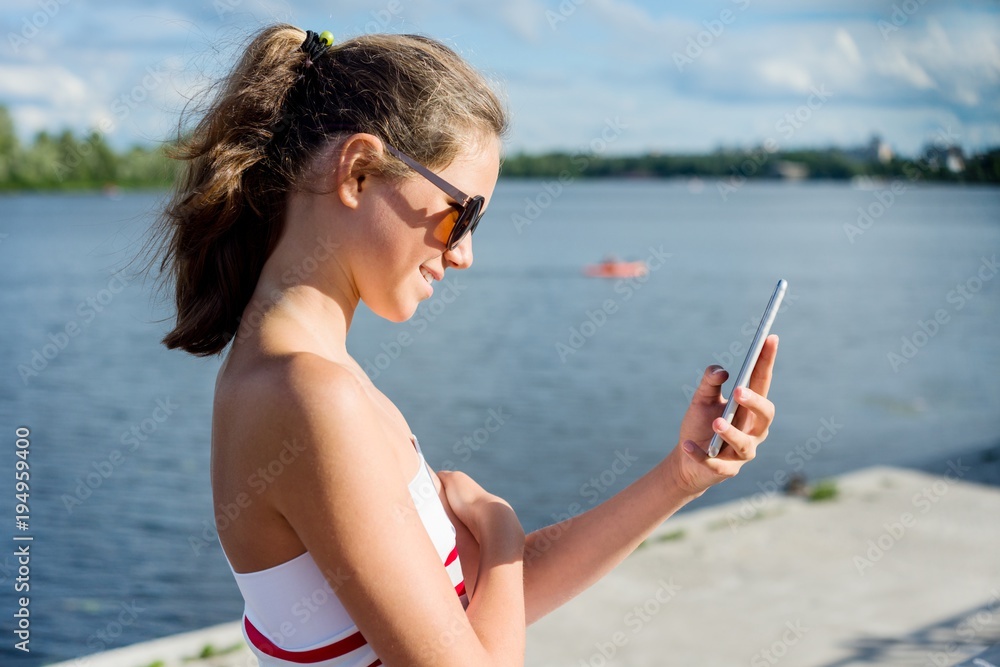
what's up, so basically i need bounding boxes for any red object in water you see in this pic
[583,260,649,278]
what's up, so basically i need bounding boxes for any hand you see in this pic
[438,471,524,558]
[666,334,779,496]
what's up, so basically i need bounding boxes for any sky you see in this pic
[1,0,998,157]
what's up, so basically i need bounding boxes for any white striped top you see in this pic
[225,435,467,666]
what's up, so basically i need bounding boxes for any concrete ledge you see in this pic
[44,622,251,667]
[526,465,1000,666]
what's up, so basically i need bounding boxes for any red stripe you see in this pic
[444,546,459,567]
[244,547,465,663]
[245,616,370,664]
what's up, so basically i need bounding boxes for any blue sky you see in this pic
[2,0,998,156]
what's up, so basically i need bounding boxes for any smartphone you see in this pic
[707,279,787,458]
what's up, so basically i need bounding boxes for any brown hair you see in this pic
[151,24,508,356]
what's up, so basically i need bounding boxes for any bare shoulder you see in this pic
[212,352,387,568]
[215,352,499,664]
[214,351,377,469]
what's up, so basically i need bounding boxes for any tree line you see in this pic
[501,146,1000,184]
[0,106,176,191]
[1,105,997,191]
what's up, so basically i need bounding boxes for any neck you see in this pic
[237,207,358,361]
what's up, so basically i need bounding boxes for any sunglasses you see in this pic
[384,144,486,251]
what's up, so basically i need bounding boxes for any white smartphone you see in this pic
[707,279,787,458]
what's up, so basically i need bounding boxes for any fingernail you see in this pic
[715,419,728,432]
[712,367,726,375]
[682,441,697,453]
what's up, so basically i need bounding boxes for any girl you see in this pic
[153,24,778,667]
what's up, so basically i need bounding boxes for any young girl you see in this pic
[153,24,778,666]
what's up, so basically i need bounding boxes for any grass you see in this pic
[637,529,686,549]
[808,479,839,502]
[182,641,244,661]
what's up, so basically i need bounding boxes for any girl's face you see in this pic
[352,138,501,323]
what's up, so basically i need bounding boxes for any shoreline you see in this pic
[46,459,1000,667]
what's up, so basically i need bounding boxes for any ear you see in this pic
[333,133,385,210]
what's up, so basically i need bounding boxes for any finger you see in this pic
[748,335,779,398]
[711,418,758,461]
[693,365,729,404]
[681,440,738,478]
[731,386,775,436]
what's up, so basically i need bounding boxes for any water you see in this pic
[0,181,998,665]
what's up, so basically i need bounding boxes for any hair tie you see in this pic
[301,30,334,68]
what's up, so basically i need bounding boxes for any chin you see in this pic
[369,296,420,324]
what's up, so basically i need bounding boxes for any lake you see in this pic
[1,180,998,665]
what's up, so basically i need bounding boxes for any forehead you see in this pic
[436,137,501,205]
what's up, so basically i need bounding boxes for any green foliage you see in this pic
[182,641,244,661]
[502,145,1000,184]
[0,105,177,192]
[808,479,839,503]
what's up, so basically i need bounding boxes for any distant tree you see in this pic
[0,106,16,157]
[0,106,17,186]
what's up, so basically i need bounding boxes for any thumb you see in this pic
[693,365,728,404]
[682,440,709,462]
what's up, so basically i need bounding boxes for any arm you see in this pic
[522,335,779,624]
[265,358,525,666]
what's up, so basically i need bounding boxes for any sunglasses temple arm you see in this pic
[385,145,472,206]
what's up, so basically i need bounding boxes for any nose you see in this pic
[443,233,473,270]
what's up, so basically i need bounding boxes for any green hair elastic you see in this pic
[301,30,334,66]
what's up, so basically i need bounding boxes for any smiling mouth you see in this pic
[419,267,439,284]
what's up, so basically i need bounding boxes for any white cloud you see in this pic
[0,64,95,136]
[835,28,862,67]
[0,0,997,154]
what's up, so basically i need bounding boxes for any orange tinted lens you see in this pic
[433,207,460,247]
